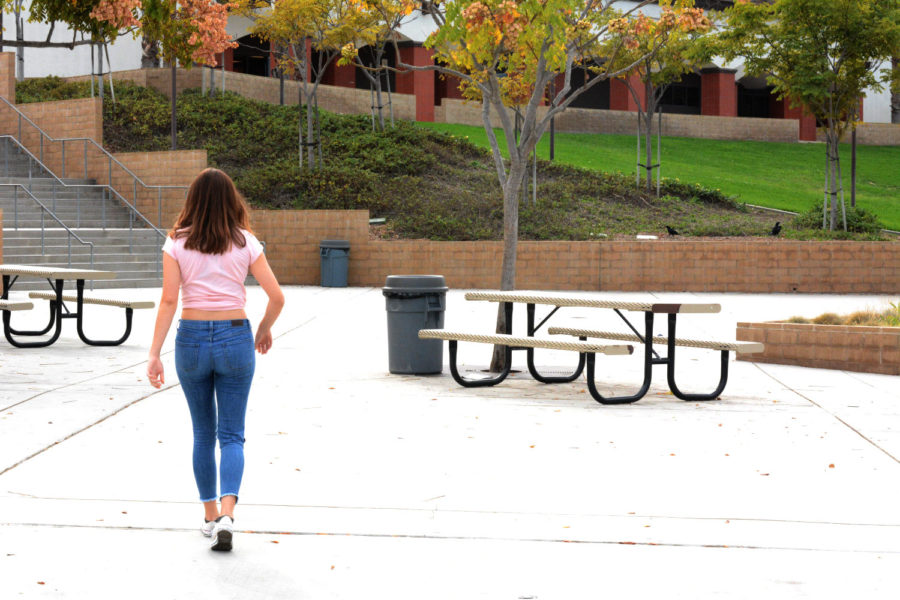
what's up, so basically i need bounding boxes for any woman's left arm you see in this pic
[147,253,181,389]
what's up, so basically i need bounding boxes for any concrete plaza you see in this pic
[1,285,899,599]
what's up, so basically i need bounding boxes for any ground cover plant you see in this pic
[787,302,900,327]
[15,76,892,240]
[419,122,900,231]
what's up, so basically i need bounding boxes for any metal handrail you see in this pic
[0,183,95,274]
[0,95,188,223]
[1,135,167,274]
[1,135,166,235]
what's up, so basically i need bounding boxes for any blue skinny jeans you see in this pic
[175,319,255,503]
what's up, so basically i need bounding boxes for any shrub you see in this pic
[16,76,92,103]
[792,203,884,234]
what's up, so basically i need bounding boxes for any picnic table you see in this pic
[420,291,762,404]
[0,265,153,348]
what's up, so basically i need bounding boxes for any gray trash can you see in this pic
[383,275,448,374]
[320,240,350,287]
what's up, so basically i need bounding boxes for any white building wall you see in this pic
[863,65,894,124]
[1,4,142,78]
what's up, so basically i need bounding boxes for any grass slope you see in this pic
[14,77,890,239]
[418,122,900,231]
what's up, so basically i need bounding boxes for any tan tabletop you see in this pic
[0,265,117,281]
[464,291,720,314]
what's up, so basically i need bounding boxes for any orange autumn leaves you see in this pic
[430,0,712,109]
[608,5,711,54]
[89,0,235,66]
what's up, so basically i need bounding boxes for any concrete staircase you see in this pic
[1,140,164,290]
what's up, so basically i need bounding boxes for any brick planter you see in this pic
[736,322,900,375]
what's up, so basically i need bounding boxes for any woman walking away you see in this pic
[146,168,284,552]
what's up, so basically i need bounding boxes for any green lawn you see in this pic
[418,122,900,231]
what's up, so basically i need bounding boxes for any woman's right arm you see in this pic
[147,252,181,388]
[249,253,284,355]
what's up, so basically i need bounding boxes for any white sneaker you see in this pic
[210,516,234,551]
[201,519,216,537]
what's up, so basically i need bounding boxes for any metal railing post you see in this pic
[67,235,72,268]
[41,211,45,253]
[40,134,43,164]
[102,188,107,229]
[3,138,8,177]
[157,187,162,229]
[18,114,21,140]
[13,186,18,229]
[61,140,66,178]
[77,186,81,228]
[84,140,88,179]
[108,156,112,187]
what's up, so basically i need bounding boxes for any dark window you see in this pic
[354,45,397,93]
[692,0,734,10]
[232,35,270,77]
[737,84,772,118]
[659,73,701,115]
[567,68,610,110]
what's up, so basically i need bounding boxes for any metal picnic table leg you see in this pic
[585,311,654,405]
[6,278,58,337]
[446,302,513,387]
[74,279,134,347]
[525,303,586,384]
[2,276,64,348]
[665,313,727,401]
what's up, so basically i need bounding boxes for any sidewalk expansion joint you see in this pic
[752,363,900,466]
[2,521,898,555]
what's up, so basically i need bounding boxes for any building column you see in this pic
[0,52,14,102]
[781,101,817,141]
[609,75,643,111]
[700,67,737,117]
[408,46,435,122]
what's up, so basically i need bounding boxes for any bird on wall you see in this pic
[666,226,679,236]
[770,222,782,236]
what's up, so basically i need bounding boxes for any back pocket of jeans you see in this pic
[223,337,254,374]
[175,342,200,372]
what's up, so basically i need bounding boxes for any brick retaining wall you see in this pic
[249,209,900,293]
[440,100,802,144]
[63,63,900,145]
[736,321,900,375]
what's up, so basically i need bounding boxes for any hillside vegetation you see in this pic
[15,76,890,240]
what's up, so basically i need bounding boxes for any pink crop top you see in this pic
[162,229,264,311]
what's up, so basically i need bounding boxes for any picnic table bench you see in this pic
[1,264,154,347]
[422,291,763,404]
[418,330,633,393]
[0,299,34,312]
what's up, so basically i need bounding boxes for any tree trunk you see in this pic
[489,159,526,372]
[893,58,900,124]
[645,81,654,193]
[374,76,385,132]
[850,127,856,208]
[828,131,838,231]
[15,9,24,81]
[306,94,316,170]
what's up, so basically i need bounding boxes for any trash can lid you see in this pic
[320,239,350,249]
[383,275,448,296]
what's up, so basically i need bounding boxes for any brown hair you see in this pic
[170,168,252,254]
